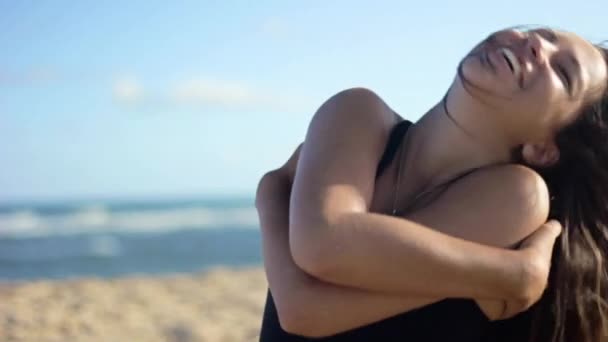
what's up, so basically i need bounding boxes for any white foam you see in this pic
[0,206,260,239]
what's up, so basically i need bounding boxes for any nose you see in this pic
[524,32,555,65]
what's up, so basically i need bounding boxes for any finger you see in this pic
[543,219,563,236]
[519,220,562,250]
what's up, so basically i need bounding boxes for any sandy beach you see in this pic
[0,267,269,342]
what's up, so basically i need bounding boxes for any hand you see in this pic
[499,219,562,319]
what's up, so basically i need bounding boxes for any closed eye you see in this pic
[556,64,571,92]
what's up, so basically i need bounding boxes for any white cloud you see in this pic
[169,78,304,111]
[170,79,261,107]
[113,77,144,104]
[112,76,310,112]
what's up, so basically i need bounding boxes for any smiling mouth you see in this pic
[503,52,515,71]
[478,47,523,87]
[498,47,522,82]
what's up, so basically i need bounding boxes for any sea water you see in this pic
[0,197,262,281]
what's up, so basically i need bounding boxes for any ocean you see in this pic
[0,197,263,281]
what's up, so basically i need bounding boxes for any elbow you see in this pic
[278,307,325,338]
[277,298,335,338]
[273,284,334,338]
[289,221,339,280]
[275,300,308,336]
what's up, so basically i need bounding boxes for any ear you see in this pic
[522,141,560,167]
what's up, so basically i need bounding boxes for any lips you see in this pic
[480,46,525,88]
[498,48,523,85]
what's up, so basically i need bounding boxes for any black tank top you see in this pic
[258,120,529,341]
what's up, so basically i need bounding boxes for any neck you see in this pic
[399,94,518,198]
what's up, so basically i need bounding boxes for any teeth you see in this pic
[499,48,521,80]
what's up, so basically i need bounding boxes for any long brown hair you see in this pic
[524,44,608,342]
[461,39,608,340]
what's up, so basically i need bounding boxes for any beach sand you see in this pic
[0,267,269,342]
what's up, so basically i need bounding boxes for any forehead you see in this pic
[557,30,607,98]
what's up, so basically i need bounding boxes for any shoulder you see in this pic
[459,164,550,216]
[310,87,400,132]
[456,164,550,243]
[412,164,550,248]
[290,88,404,268]
[323,87,387,109]
[298,87,403,181]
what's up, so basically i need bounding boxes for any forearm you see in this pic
[257,174,440,336]
[291,210,526,301]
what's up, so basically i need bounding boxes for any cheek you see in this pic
[519,73,564,113]
[492,80,559,134]
[459,57,504,95]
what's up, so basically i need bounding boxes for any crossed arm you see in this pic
[257,147,551,337]
[256,88,560,337]
[258,165,447,337]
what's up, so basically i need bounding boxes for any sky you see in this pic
[1,0,606,203]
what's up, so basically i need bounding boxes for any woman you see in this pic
[256,27,608,341]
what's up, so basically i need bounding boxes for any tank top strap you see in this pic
[375,120,412,179]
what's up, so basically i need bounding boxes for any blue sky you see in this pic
[1,0,606,202]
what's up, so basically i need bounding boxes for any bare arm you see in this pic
[258,146,557,337]
[258,169,437,337]
[289,88,555,303]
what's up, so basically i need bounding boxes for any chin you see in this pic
[458,68,494,96]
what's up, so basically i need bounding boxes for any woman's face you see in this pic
[458,27,607,143]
